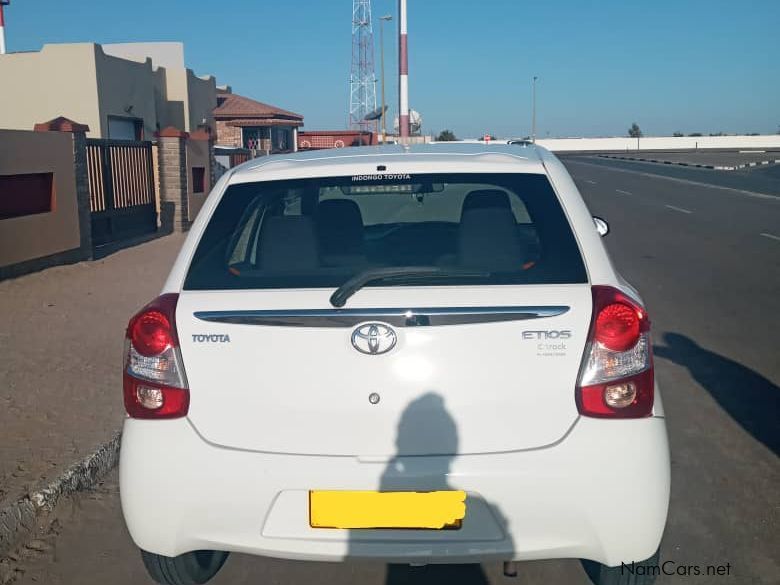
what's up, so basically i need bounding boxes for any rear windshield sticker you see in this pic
[351,174,412,181]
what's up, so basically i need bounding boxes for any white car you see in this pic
[120,143,670,585]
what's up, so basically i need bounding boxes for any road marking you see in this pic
[615,189,632,195]
[585,179,597,184]
[665,204,692,214]
[760,232,780,242]
[565,159,779,202]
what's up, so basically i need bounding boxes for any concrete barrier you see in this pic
[535,135,780,153]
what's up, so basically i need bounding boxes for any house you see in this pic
[214,90,304,154]
[0,42,217,139]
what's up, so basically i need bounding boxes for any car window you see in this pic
[184,173,587,290]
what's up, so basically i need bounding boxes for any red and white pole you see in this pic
[398,0,409,139]
[0,2,7,56]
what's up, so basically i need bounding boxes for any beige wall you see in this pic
[0,42,217,139]
[102,42,185,70]
[186,72,217,134]
[186,139,211,221]
[102,42,216,134]
[0,130,82,267]
[94,46,158,140]
[160,67,217,133]
[154,67,185,131]
[0,44,101,135]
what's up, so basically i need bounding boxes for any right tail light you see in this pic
[576,285,654,418]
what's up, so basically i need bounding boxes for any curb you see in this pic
[0,431,121,560]
[597,154,780,171]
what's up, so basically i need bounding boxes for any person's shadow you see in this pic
[654,333,779,455]
[348,393,513,585]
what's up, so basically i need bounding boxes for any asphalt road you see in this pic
[572,154,780,196]
[7,157,780,585]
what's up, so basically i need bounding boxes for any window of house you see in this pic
[192,167,206,194]
[242,127,270,150]
[107,116,144,141]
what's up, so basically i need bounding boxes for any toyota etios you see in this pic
[120,143,670,585]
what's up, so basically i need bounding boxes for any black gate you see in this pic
[86,139,157,247]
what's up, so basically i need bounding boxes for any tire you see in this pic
[140,549,229,585]
[581,548,661,585]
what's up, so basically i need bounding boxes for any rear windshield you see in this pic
[184,173,587,290]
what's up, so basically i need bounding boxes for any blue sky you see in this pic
[4,0,779,137]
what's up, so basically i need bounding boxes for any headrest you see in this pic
[258,215,319,271]
[461,189,511,217]
[459,206,525,272]
[316,199,365,255]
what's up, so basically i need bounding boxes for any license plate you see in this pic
[309,490,466,529]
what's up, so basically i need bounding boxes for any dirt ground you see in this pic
[0,234,185,510]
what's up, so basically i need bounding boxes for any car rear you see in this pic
[119,146,669,580]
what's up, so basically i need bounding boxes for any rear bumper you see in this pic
[119,416,669,566]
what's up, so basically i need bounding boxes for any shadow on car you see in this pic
[348,393,501,584]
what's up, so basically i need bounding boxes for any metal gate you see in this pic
[86,139,157,246]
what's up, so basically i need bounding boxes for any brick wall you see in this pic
[215,121,242,148]
[157,128,189,233]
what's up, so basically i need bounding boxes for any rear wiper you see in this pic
[330,266,491,308]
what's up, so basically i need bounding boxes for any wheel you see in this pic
[581,548,660,585]
[140,549,229,585]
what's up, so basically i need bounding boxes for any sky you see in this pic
[3,0,779,138]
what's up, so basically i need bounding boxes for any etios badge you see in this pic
[351,323,397,355]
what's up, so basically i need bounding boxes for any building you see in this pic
[0,42,217,138]
[297,130,377,150]
[214,90,303,154]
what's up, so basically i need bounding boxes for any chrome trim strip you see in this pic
[194,306,569,328]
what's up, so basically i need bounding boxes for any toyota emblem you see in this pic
[351,323,397,355]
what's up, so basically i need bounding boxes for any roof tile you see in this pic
[214,92,303,121]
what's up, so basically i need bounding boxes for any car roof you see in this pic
[228,143,549,184]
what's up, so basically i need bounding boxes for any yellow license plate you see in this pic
[309,490,466,529]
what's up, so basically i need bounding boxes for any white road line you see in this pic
[665,204,692,214]
[566,159,779,202]
[615,189,632,195]
[760,232,780,242]
[585,179,597,184]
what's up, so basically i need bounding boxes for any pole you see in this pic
[531,76,538,143]
[398,0,410,140]
[0,2,8,56]
[380,15,392,142]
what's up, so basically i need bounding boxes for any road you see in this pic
[574,154,780,196]
[6,156,780,585]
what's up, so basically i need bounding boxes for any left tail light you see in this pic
[123,293,189,419]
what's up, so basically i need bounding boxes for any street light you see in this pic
[531,75,539,143]
[379,14,393,142]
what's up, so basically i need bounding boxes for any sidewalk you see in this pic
[0,234,186,510]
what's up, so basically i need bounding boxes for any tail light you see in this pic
[576,286,653,418]
[123,293,189,419]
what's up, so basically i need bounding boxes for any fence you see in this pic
[85,139,157,246]
[229,150,252,167]
[1,118,215,279]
